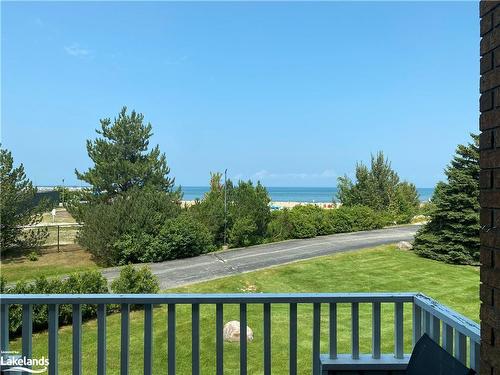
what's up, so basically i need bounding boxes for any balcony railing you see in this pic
[0,292,479,374]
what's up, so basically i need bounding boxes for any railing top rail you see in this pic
[414,293,480,342]
[0,292,417,304]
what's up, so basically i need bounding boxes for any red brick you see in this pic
[481,149,500,168]
[482,1,500,17]
[485,12,494,36]
[481,28,500,55]
[482,91,495,111]
[482,284,495,306]
[481,170,494,189]
[482,342,500,368]
[482,246,494,267]
[494,169,500,188]
[480,109,500,130]
[482,130,495,149]
[483,52,494,74]
[481,303,500,330]
[482,231,500,248]
[481,68,500,91]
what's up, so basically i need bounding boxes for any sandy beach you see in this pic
[182,200,337,209]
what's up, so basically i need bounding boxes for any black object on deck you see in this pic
[407,334,475,375]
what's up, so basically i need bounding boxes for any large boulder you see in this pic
[223,321,254,342]
[397,241,413,250]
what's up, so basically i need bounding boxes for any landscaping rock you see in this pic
[223,321,254,342]
[397,241,413,250]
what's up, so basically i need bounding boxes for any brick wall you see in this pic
[480,1,500,374]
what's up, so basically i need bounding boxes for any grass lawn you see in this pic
[41,208,76,224]
[8,245,479,374]
[0,248,99,283]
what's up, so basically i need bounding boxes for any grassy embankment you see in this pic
[1,208,97,283]
[8,245,479,374]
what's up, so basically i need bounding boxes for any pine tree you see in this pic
[0,147,47,251]
[337,151,419,223]
[75,107,175,200]
[413,134,479,264]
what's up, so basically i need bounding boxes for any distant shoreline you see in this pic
[37,185,434,203]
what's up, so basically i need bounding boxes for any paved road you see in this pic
[101,225,420,289]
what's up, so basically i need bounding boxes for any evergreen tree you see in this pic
[189,173,271,247]
[0,147,47,251]
[75,107,175,200]
[413,134,479,264]
[337,151,419,223]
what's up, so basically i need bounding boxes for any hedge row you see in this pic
[266,205,386,242]
[1,266,159,336]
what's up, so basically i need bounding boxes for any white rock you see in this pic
[397,241,413,250]
[223,321,254,342]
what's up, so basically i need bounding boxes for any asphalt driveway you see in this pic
[101,225,420,289]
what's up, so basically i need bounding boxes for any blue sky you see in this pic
[1,1,479,187]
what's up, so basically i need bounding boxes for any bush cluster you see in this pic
[113,213,214,265]
[189,174,271,248]
[337,151,420,224]
[266,205,385,241]
[2,266,159,336]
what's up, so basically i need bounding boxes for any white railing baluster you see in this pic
[454,330,467,365]
[423,310,431,335]
[412,303,422,348]
[470,340,480,372]
[394,302,404,359]
[442,322,453,354]
[431,315,440,343]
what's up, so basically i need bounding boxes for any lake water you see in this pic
[180,186,434,203]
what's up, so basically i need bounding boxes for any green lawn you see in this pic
[8,245,479,374]
[0,249,99,283]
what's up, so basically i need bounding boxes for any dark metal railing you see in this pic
[0,292,480,374]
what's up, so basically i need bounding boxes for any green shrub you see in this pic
[267,205,385,242]
[337,151,419,224]
[266,209,294,241]
[145,214,214,261]
[110,265,160,294]
[27,251,39,261]
[189,174,271,247]
[229,217,258,247]
[329,206,385,233]
[4,271,108,336]
[0,275,6,293]
[113,232,157,265]
[78,187,181,266]
[289,207,318,239]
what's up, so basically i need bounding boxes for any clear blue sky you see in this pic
[1,1,479,188]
